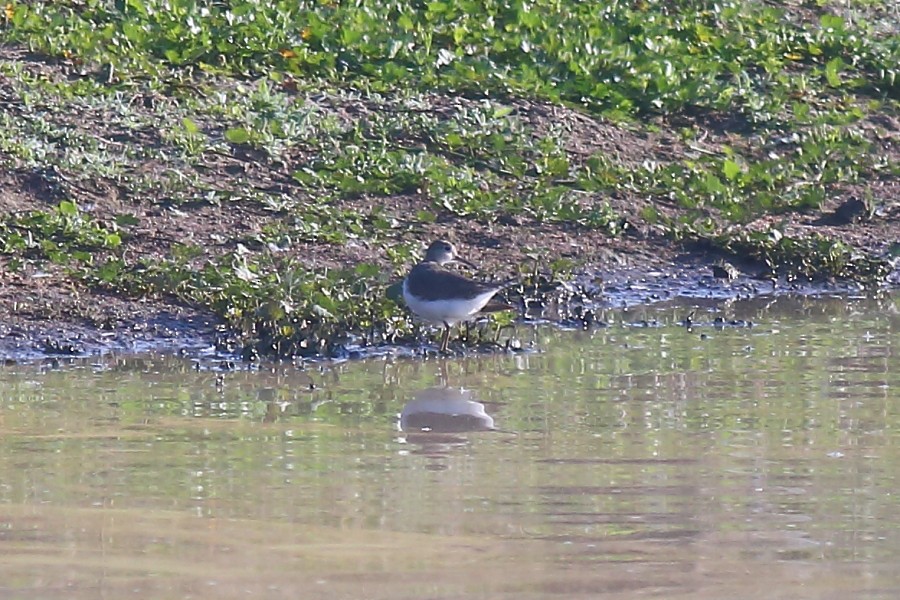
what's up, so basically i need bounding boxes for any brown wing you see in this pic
[405,263,504,301]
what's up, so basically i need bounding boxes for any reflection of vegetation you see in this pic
[1,0,897,355]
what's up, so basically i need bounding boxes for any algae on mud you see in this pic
[0,0,897,358]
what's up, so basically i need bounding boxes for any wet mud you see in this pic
[3,250,893,364]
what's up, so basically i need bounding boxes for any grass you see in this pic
[0,0,898,356]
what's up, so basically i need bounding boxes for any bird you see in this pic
[402,240,515,352]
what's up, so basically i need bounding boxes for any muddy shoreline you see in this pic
[2,244,895,363]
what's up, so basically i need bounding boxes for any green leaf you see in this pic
[354,262,380,278]
[825,58,843,87]
[819,14,845,32]
[416,210,436,223]
[115,213,140,227]
[546,157,570,177]
[97,260,123,283]
[397,13,414,30]
[225,127,251,144]
[126,0,150,18]
[704,172,725,194]
[182,118,200,135]
[722,159,741,181]
[445,132,463,148]
[58,200,78,217]
[122,22,147,43]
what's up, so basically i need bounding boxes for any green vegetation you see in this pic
[0,200,122,265]
[0,0,897,356]
[701,228,892,282]
[7,0,898,114]
[91,250,412,357]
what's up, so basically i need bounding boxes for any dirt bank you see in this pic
[1,41,898,360]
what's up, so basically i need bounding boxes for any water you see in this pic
[0,294,898,599]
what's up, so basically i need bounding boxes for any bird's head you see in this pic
[423,240,476,269]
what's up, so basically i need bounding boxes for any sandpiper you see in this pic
[403,240,514,352]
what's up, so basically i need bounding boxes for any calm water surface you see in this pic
[0,294,898,599]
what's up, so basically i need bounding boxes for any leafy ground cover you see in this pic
[0,0,898,357]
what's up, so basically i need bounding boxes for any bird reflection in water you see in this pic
[398,386,496,453]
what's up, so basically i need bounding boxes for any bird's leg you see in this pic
[440,323,451,353]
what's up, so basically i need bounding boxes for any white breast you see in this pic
[402,279,498,326]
